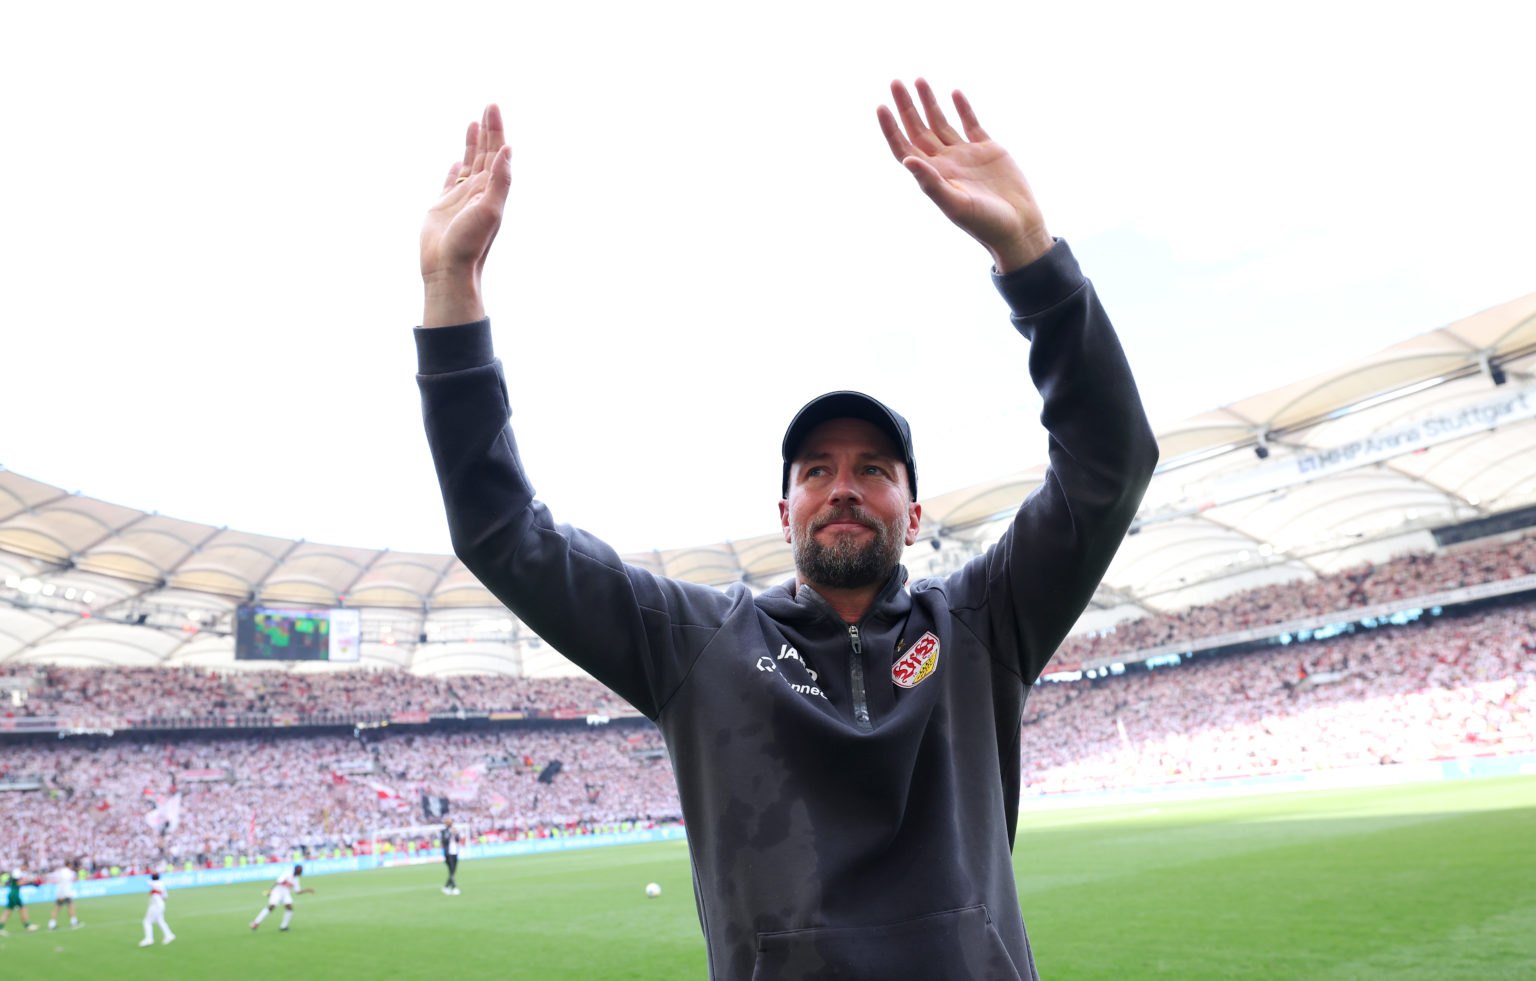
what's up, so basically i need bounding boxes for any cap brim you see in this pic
[781,391,916,500]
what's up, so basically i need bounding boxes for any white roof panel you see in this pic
[3,291,1533,675]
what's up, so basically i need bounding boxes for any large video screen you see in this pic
[234,606,362,662]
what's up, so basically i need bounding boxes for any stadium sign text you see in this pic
[1214,383,1536,505]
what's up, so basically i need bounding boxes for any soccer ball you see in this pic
[644,882,661,898]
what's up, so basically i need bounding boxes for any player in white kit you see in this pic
[250,864,315,932]
[139,872,174,946]
[48,860,80,930]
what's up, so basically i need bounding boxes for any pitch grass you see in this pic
[4,776,1532,979]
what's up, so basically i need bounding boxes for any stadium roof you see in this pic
[3,291,1534,677]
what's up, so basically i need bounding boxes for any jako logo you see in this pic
[762,647,827,699]
[778,645,817,681]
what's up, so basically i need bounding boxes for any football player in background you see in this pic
[441,817,462,895]
[139,871,175,947]
[250,863,315,932]
[47,858,80,930]
[1,868,39,934]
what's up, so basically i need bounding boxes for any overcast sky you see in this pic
[4,1,1533,556]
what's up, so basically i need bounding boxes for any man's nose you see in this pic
[829,470,862,503]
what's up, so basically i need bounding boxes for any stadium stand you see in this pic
[4,295,1535,877]
[1024,599,1535,793]
[1056,533,1536,664]
[1,724,680,877]
[6,668,626,726]
[3,585,1531,874]
[5,291,1536,679]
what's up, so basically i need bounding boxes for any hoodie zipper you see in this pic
[848,624,872,731]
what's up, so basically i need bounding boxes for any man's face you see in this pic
[779,418,920,591]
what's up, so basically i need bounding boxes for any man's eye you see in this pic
[864,466,885,476]
[806,466,827,477]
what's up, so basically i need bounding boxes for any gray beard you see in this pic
[793,513,905,591]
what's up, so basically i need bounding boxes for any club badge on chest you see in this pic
[892,631,940,688]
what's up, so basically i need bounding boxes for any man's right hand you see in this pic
[420,104,513,328]
[877,80,1052,275]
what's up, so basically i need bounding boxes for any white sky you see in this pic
[4,1,1533,556]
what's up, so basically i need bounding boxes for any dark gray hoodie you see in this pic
[416,240,1157,980]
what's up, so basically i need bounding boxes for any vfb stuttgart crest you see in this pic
[891,631,940,688]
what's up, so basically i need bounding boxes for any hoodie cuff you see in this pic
[990,239,1087,319]
[413,319,494,375]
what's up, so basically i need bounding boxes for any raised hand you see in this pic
[877,79,1052,274]
[420,104,513,327]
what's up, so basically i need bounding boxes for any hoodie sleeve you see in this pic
[415,321,736,719]
[946,241,1158,685]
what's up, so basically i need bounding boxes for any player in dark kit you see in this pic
[441,817,461,895]
[1,869,39,934]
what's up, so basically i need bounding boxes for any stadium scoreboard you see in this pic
[234,605,362,661]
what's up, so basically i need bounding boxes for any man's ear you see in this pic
[904,502,922,547]
[779,499,792,544]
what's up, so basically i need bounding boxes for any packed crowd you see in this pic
[3,534,1534,874]
[10,535,1533,726]
[0,723,678,877]
[9,537,1533,728]
[1056,534,1536,663]
[5,597,1532,873]
[7,667,626,723]
[1022,601,1535,792]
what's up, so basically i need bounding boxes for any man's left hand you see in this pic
[877,79,1053,274]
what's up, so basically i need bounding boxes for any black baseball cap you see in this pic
[781,391,917,501]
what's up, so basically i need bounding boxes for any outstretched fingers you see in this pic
[467,104,506,177]
[951,90,990,143]
[461,120,479,173]
[881,78,983,167]
[441,104,507,197]
[435,120,479,195]
[914,78,964,145]
[877,104,918,163]
[471,110,489,175]
[481,103,506,165]
[890,80,944,155]
[466,106,509,177]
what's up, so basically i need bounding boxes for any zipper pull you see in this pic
[848,624,862,654]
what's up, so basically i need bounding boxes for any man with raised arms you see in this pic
[415,80,1157,980]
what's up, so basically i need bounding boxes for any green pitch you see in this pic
[3,776,1531,979]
